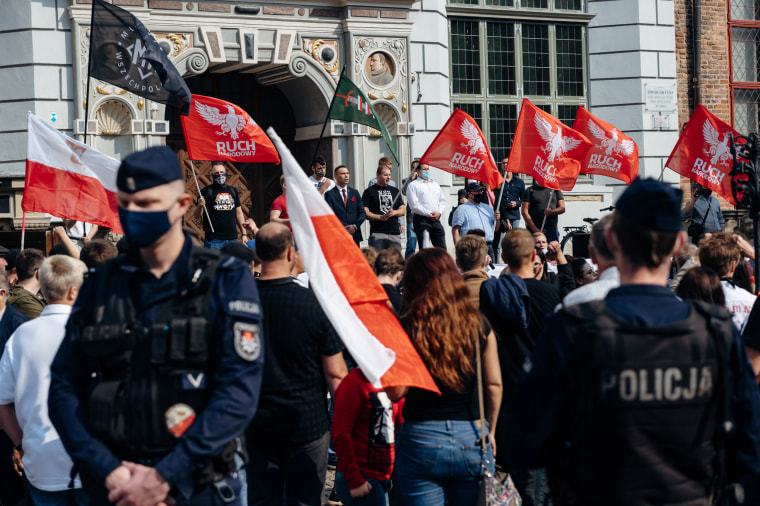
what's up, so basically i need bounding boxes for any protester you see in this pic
[501,177,760,505]
[493,160,525,260]
[522,183,565,242]
[669,243,698,291]
[452,182,500,262]
[194,161,251,249]
[331,366,402,506]
[79,239,119,269]
[571,257,597,289]
[8,248,46,320]
[402,161,419,258]
[60,219,98,249]
[5,248,18,285]
[247,223,347,506]
[270,174,291,229]
[0,255,88,505]
[448,189,468,228]
[361,246,378,268]
[363,164,405,251]
[699,232,756,329]
[325,165,366,246]
[406,163,447,249]
[533,232,548,255]
[682,183,724,240]
[389,248,502,506]
[676,266,725,305]
[559,215,619,309]
[374,247,404,313]
[455,234,490,307]
[309,155,335,195]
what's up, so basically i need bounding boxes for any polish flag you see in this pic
[267,127,439,393]
[181,95,280,164]
[24,112,123,233]
[665,104,738,205]
[419,109,504,188]
[573,106,639,184]
[507,99,592,191]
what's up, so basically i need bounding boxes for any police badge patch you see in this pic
[234,322,261,361]
[165,403,196,438]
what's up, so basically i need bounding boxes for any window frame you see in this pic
[728,1,760,135]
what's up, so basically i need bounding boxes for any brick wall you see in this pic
[675,0,735,212]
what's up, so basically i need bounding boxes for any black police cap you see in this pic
[615,177,683,232]
[117,146,184,194]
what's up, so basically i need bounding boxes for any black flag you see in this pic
[88,0,192,115]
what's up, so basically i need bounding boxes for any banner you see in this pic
[573,106,638,184]
[506,99,592,191]
[180,95,280,163]
[327,74,398,162]
[418,109,504,188]
[665,104,738,205]
[89,0,192,115]
[268,126,438,393]
[24,113,123,233]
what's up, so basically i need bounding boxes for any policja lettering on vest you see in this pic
[601,365,714,403]
[48,146,265,506]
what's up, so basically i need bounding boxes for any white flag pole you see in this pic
[190,164,214,234]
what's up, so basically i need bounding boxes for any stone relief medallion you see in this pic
[364,51,395,89]
[302,38,340,83]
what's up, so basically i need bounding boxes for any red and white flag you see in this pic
[418,109,504,188]
[666,104,738,205]
[507,99,592,191]
[573,106,639,184]
[267,127,439,393]
[24,112,123,233]
[181,95,280,163]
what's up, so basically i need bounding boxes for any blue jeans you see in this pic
[405,223,417,259]
[26,480,89,506]
[334,471,390,506]
[204,238,239,251]
[395,420,493,506]
[545,229,559,243]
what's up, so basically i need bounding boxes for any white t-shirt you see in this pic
[0,304,82,491]
[721,280,756,330]
[308,176,335,193]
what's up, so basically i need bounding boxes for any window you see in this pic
[449,19,587,164]
[730,0,760,137]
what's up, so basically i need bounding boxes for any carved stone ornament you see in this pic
[353,37,407,121]
[301,39,340,83]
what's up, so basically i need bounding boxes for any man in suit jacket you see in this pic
[325,165,366,246]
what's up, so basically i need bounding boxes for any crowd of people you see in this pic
[0,146,759,506]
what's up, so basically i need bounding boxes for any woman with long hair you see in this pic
[389,248,502,506]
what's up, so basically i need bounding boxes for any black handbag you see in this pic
[687,198,712,237]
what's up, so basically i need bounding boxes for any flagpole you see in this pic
[83,0,98,145]
[493,169,508,234]
[540,190,555,233]
[20,212,26,250]
[312,66,346,167]
[190,163,214,234]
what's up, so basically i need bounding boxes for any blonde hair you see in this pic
[39,255,87,303]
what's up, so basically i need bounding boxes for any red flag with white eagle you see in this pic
[180,95,280,163]
[418,109,504,188]
[507,99,592,191]
[267,127,439,393]
[573,106,639,184]
[665,104,738,205]
[23,112,123,233]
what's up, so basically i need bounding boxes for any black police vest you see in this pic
[555,300,733,506]
[76,248,222,462]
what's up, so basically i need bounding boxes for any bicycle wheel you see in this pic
[560,231,575,256]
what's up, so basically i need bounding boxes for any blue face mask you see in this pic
[420,170,430,180]
[213,174,226,186]
[118,207,173,248]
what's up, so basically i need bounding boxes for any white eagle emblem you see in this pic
[195,102,256,140]
[460,120,488,156]
[534,113,583,162]
[587,121,634,157]
[702,121,732,167]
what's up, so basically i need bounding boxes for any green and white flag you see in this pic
[327,74,398,162]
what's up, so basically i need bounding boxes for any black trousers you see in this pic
[412,214,446,250]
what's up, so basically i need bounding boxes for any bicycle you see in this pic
[559,206,614,256]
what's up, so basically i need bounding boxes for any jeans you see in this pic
[26,480,89,506]
[368,234,402,252]
[247,432,329,506]
[395,420,493,506]
[204,238,239,251]
[545,229,559,243]
[334,471,390,506]
[405,223,417,258]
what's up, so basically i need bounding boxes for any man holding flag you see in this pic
[522,183,565,243]
[452,182,500,263]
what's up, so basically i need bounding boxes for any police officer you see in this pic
[500,178,760,505]
[48,146,265,505]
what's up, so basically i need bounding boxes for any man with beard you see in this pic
[194,161,250,250]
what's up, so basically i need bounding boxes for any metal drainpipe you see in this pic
[693,0,702,109]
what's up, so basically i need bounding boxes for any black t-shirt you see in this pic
[201,184,240,240]
[362,184,403,235]
[524,278,561,339]
[247,278,345,442]
[526,186,563,232]
[382,284,402,314]
[401,318,490,422]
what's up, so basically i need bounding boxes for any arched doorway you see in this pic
[166,73,297,236]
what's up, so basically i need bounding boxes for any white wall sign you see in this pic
[645,84,677,112]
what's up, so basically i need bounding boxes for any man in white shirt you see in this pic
[308,155,335,195]
[0,255,88,504]
[406,164,447,249]
[557,215,620,311]
[699,233,756,329]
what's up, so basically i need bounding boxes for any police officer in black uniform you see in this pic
[500,178,760,505]
[48,146,265,505]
